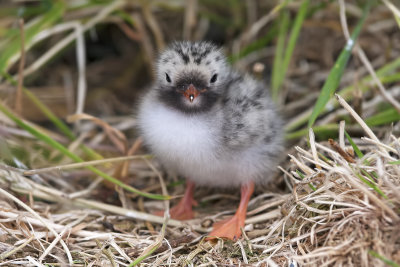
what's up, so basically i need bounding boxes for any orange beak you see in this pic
[183,84,207,102]
[183,84,200,102]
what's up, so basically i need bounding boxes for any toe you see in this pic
[206,216,242,241]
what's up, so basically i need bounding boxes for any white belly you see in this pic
[138,100,252,187]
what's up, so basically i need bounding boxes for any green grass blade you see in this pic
[24,88,76,139]
[389,160,400,165]
[383,0,400,29]
[2,73,102,160]
[129,239,161,266]
[296,169,305,179]
[230,0,312,64]
[296,170,316,191]
[0,102,170,200]
[279,0,309,91]
[285,58,400,134]
[345,131,377,179]
[285,124,339,140]
[2,73,75,140]
[355,171,387,199]
[360,169,387,199]
[308,183,317,191]
[229,24,279,63]
[369,250,400,267]
[365,108,400,127]
[129,216,167,266]
[308,0,371,128]
[271,9,290,101]
[344,131,364,159]
[0,1,65,74]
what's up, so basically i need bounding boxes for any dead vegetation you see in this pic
[1,111,399,266]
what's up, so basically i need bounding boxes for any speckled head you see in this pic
[155,41,229,113]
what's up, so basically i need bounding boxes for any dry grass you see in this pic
[1,107,399,266]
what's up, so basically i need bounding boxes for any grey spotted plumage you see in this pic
[137,41,283,188]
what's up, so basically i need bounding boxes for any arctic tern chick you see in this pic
[138,41,283,240]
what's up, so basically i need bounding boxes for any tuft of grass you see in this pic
[0,1,65,74]
[2,73,75,140]
[308,0,372,128]
[271,9,290,101]
[0,101,170,200]
[285,56,400,134]
[271,0,309,101]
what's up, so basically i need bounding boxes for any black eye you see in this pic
[210,74,218,83]
[165,73,171,83]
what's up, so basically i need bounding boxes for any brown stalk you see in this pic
[131,12,155,75]
[183,0,198,40]
[118,22,142,41]
[328,138,356,163]
[141,2,165,51]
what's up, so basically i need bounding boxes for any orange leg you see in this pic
[207,181,255,241]
[155,180,197,220]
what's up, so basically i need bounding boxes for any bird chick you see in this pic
[137,41,283,240]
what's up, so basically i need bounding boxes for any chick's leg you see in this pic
[156,180,197,220]
[207,181,254,241]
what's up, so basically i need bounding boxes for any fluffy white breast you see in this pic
[138,94,221,176]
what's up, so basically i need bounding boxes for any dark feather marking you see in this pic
[194,57,202,65]
[222,97,230,105]
[225,75,243,89]
[197,47,212,64]
[262,150,276,159]
[263,135,272,143]
[174,47,190,64]
[236,123,244,129]
[181,53,190,64]
[254,89,264,98]
[240,102,250,112]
